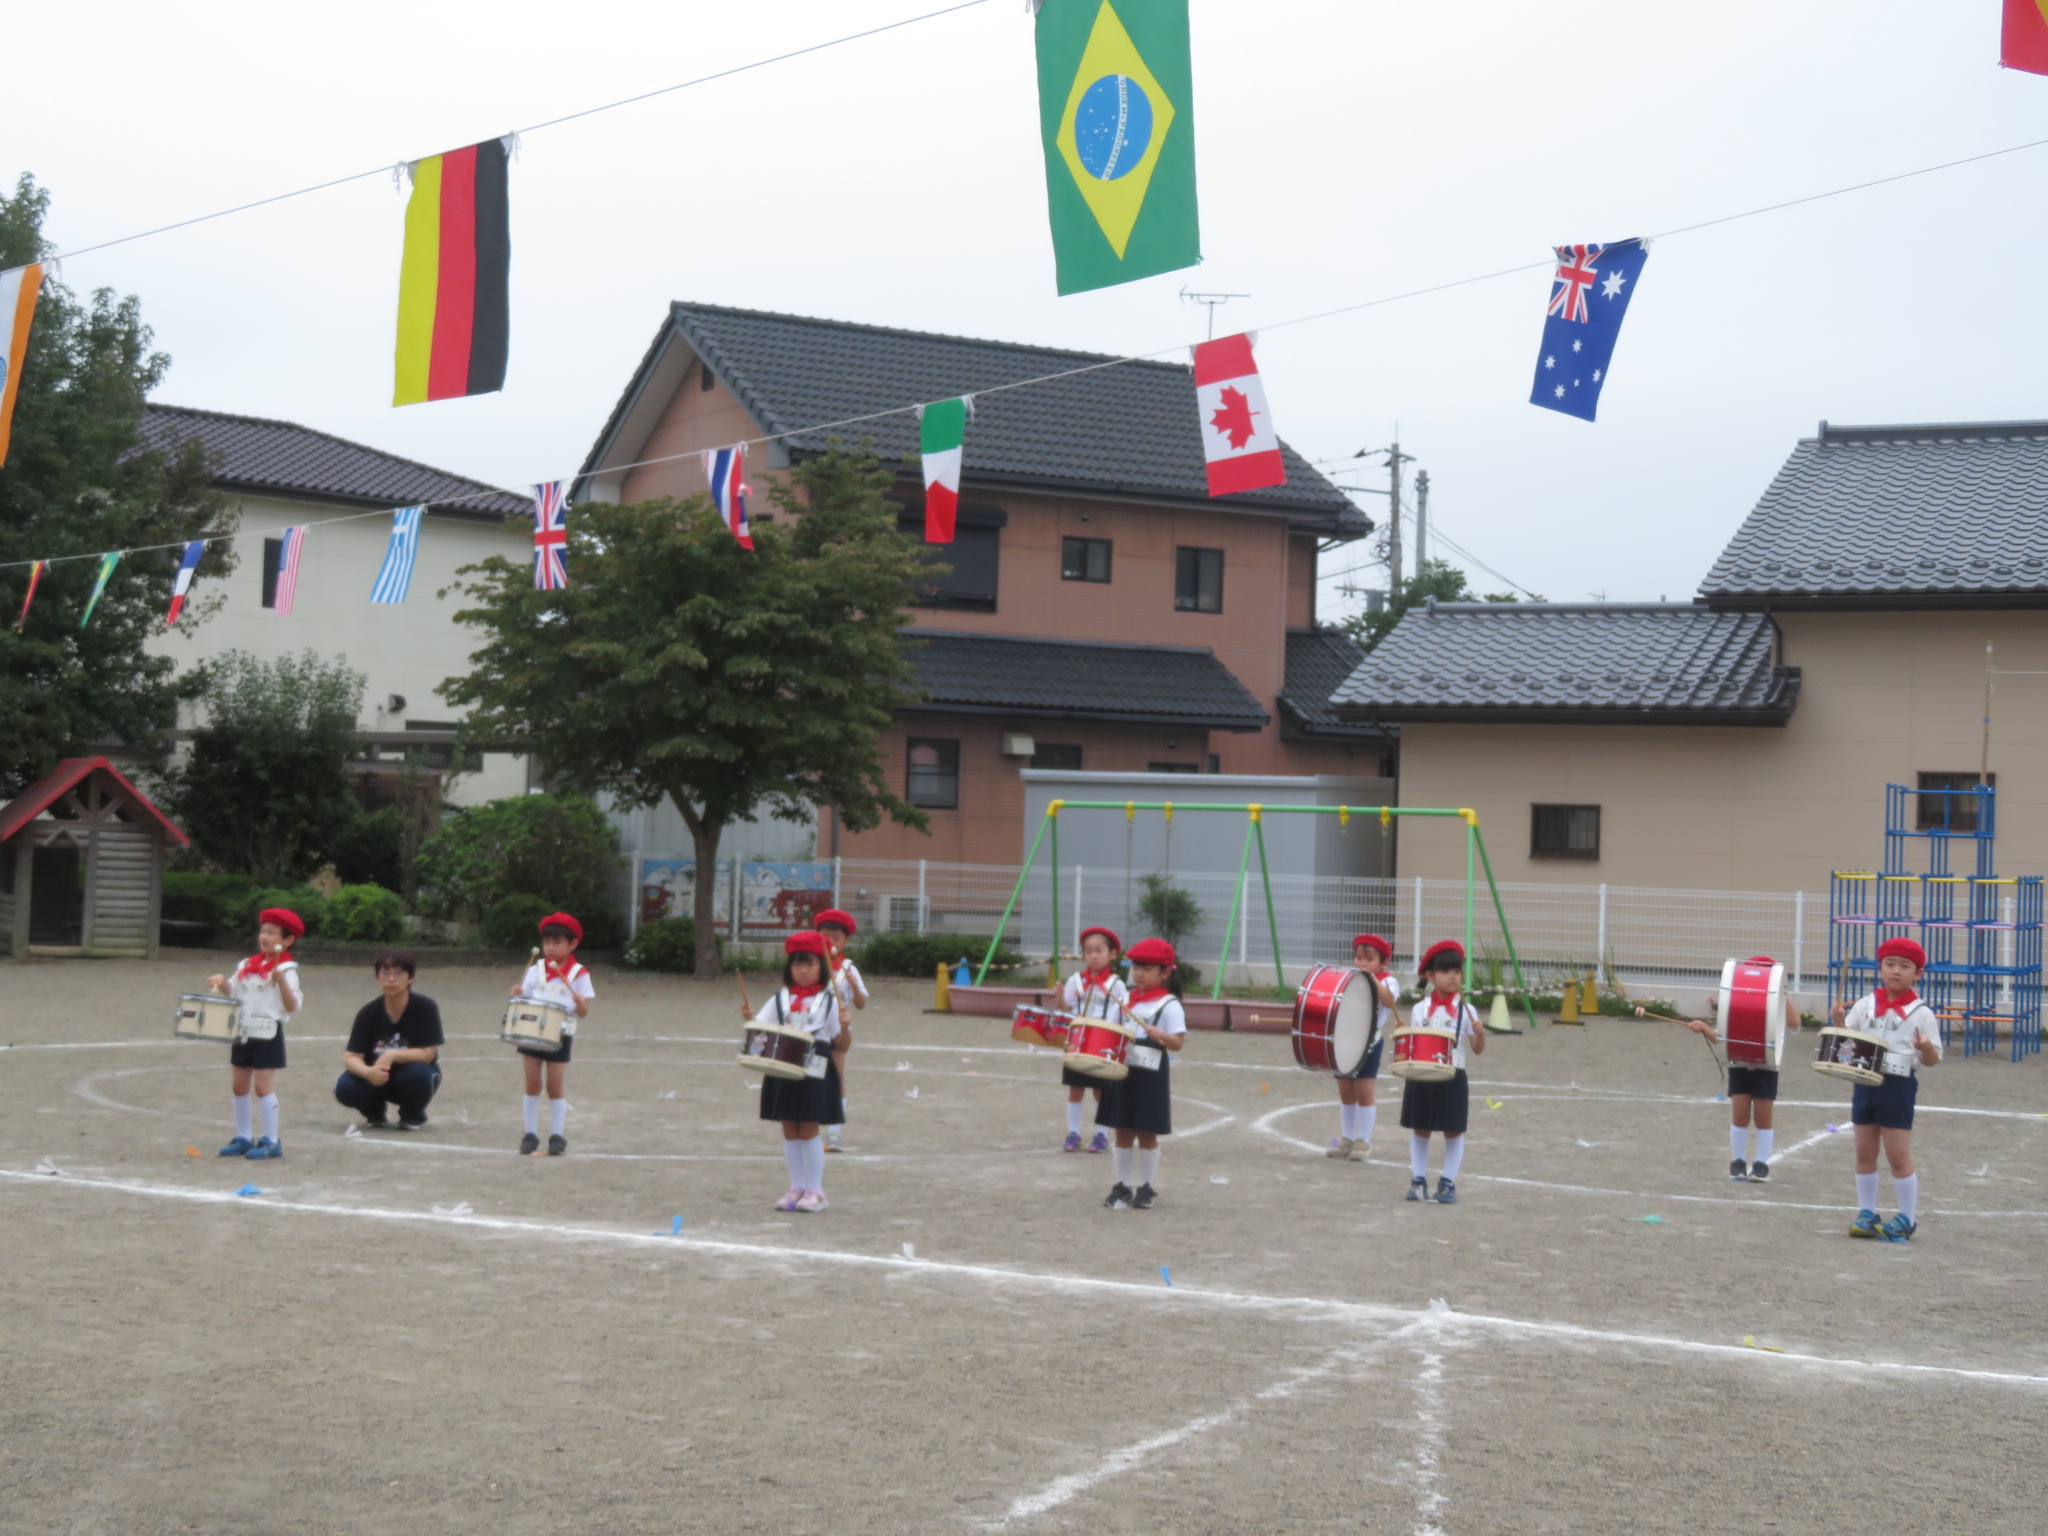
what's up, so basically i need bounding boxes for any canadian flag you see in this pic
[1193,333,1285,497]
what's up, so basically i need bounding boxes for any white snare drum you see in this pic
[1813,1026,1888,1086]
[1716,958,1785,1069]
[739,1021,818,1080]
[173,993,239,1043]
[502,996,570,1054]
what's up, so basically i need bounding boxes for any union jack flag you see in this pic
[532,480,569,590]
[1545,244,1603,324]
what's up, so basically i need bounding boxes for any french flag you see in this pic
[1192,333,1286,497]
[703,446,754,551]
[166,540,204,625]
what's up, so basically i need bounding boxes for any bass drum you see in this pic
[1716,958,1785,1069]
[1291,964,1379,1076]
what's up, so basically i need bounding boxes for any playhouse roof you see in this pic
[0,757,190,847]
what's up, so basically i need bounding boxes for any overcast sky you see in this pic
[9,1,2047,619]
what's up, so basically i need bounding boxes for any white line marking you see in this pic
[1767,1127,1836,1164]
[986,1346,1369,1527]
[7,1168,2047,1388]
[1409,1341,1450,1536]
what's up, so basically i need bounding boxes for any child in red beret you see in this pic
[511,913,595,1155]
[747,931,843,1212]
[208,907,304,1160]
[1058,927,1127,1154]
[1400,940,1486,1204]
[1831,936,1941,1240]
[1097,937,1185,1210]
[815,910,866,1152]
[1327,934,1397,1161]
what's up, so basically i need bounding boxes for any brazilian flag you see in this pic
[1035,0,1199,296]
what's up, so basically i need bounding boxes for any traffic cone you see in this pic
[934,961,951,1013]
[1557,980,1581,1024]
[953,957,972,987]
[1580,973,1600,1016]
[1487,990,1512,1034]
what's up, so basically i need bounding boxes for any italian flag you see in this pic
[918,396,971,544]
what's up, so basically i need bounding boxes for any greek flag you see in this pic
[369,505,425,604]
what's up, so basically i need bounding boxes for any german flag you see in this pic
[393,138,510,406]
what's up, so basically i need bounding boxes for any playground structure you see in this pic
[974,800,1540,1029]
[1829,782,2043,1061]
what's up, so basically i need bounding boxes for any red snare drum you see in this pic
[1716,958,1786,1068]
[738,1022,817,1081]
[1011,1005,1073,1050]
[1389,1025,1459,1082]
[1813,1026,1887,1086]
[1291,964,1380,1075]
[1063,1018,1137,1081]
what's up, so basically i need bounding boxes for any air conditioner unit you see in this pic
[1001,732,1035,758]
[876,894,928,934]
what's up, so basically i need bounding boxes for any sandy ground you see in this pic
[2,956,2046,1535]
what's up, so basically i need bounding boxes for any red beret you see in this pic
[785,931,828,958]
[1078,926,1122,953]
[815,909,857,935]
[1353,934,1392,960]
[1876,937,1926,969]
[1126,937,1177,967]
[1418,939,1465,976]
[538,912,583,945]
[257,907,304,940]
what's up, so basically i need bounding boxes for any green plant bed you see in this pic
[862,933,1024,978]
[624,916,697,974]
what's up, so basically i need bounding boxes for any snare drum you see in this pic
[1011,1005,1074,1050]
[1813,1026,1888,1086]
[738,1022,819,1080]
[502,996,570,1055]
[1291,964,1379,1075]
[173,993,239,1043]
[1388,1025,1459,1082]
[1063,1017,1137,1081]
[1716,958,1786,1068]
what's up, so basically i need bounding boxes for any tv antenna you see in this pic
[1180,287,1250,340]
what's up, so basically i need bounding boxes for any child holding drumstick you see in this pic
[512,913,595,1156]
[1659,957,1802,1183]
[1059,926,1126,1153]
[1402,940,1485,1205]
[1834,936,1941,1241]
[210,906,303,1160]
[1329,934,1397,1161]
[816,910,866,1152]
[746,931,842,1212]
[1097,937,1185,1210]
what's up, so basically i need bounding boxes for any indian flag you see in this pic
[0,263,43,466]
[917,396,971,544]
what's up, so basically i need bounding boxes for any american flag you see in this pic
[702,446,754,551]
[532,481,569,590]
[273,525,306,616]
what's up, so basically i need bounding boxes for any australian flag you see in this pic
[1529,237,1649,422]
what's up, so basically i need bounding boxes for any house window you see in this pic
[1030,743,1083,770]
[899,508,1002,612]
[1531,805,1600,861]
[1061,537,1112,583]
[1917,772,1995,833]
[906,738,960,809]
[1148,761,1200,774]
[1175,547,1223,612]
[261,538,283,609]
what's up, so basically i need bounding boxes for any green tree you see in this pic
[0,175,231,796]
[1135,873,1203,955]
[162,650,365,883]
[413,793,622,943]
[1342,558,1537,651]
[441,448,930,975]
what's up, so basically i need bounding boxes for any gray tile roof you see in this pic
[1279,627,1392,739]
[1701,419,2048,608]
[903,630,1270,731]
[586,303,1367,533]
[139,404,526,520]
[1329,603,1799,724]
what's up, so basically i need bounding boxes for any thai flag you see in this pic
[273,525,306,616]
[702,446,753,551]
[532,481,569,590]
[369,505,425,604]
[165,540,204,625]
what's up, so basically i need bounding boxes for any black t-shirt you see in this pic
[346,993,446,1067]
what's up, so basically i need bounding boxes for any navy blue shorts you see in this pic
[1340,1038,1385,1082]
[1850,1072,1918,1131]
[1725,1064,1778,1101]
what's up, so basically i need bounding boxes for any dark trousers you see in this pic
[334,1062,441,1122]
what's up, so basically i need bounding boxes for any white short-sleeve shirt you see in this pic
[1411,990,1480,1072]
[1843,991,1941,1077]
[228,957,301,1027]
[520,960,596,1036]
[756,986,841,1044]
[1126,992,1187,1037]
[1061,971,1132,1021]
[831,958,869,1017]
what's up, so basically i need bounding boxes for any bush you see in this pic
[623,915,697,973]
[415,793,623,938]
[327,808,406,893]
[860,932,1024,978]
[1135,874,1203,954]
[324,884,405,945]
[160,872,262,936]
[241,885,329,943]
[481,893,557,952]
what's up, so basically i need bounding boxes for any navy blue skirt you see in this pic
[760,1056,844,1125]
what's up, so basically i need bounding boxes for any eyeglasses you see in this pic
[377,966,412,977]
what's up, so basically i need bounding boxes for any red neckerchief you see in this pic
[544,956,582,984]
[1128,985,1173,1007]
[1875,987,1919,1019]
[788,981,826,1005]
[1079,967,1117,992]
[1422,989,1463,1021]
[240,949,291,981]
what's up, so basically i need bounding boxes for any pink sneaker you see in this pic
[773,1188,802,1212]
[1088,1130,1109,1153]
[795,1189,829,1213]
[1062,1131,1082,1152]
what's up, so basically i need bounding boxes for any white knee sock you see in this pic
[782,1141,804,1188]
[1359,1105,1377,1143]
[258,1093,279,1142]
[549,1098,568,1137]
[1754,1128,1775,1163]
[1112,1146,1134,1184]
[1730,1124,1748,1161]
[803,1136,826,1190]
[1136,1147,1161,1188]
[1442,1136,1466,1180]
[1410,1134,1430,1179]
[1896,1173,1919,1222]
[1856,1171,1880,1210]
[232,1094,253,1140]
[1336,1104,1353,1139]
[1066,1100,1085,1135]
[522,1095,541,1135]
[840,1098,848,1123]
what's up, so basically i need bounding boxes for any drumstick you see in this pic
[1637,1006,1725,1086]
[734,963,754,1018]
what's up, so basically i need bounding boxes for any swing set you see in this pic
[974,800,1540,1030]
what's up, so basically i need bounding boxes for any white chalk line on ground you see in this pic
[1247,1100,2048,1219]
[1408,1331,1452,1536]
[1767,1127,1837,1165]
[7,1166,2047,1389]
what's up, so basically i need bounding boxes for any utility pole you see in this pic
[1356,439,1414,608]
[1413,469,1430,572]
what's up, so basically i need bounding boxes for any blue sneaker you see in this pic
[1849,1208,1883,1239]
[218,1136,254,1157]
[1405,1177,1428,1202]
[1880,1213,1917,1243]
[244,1137,283,1161]
[1434,1178,1458,1205]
